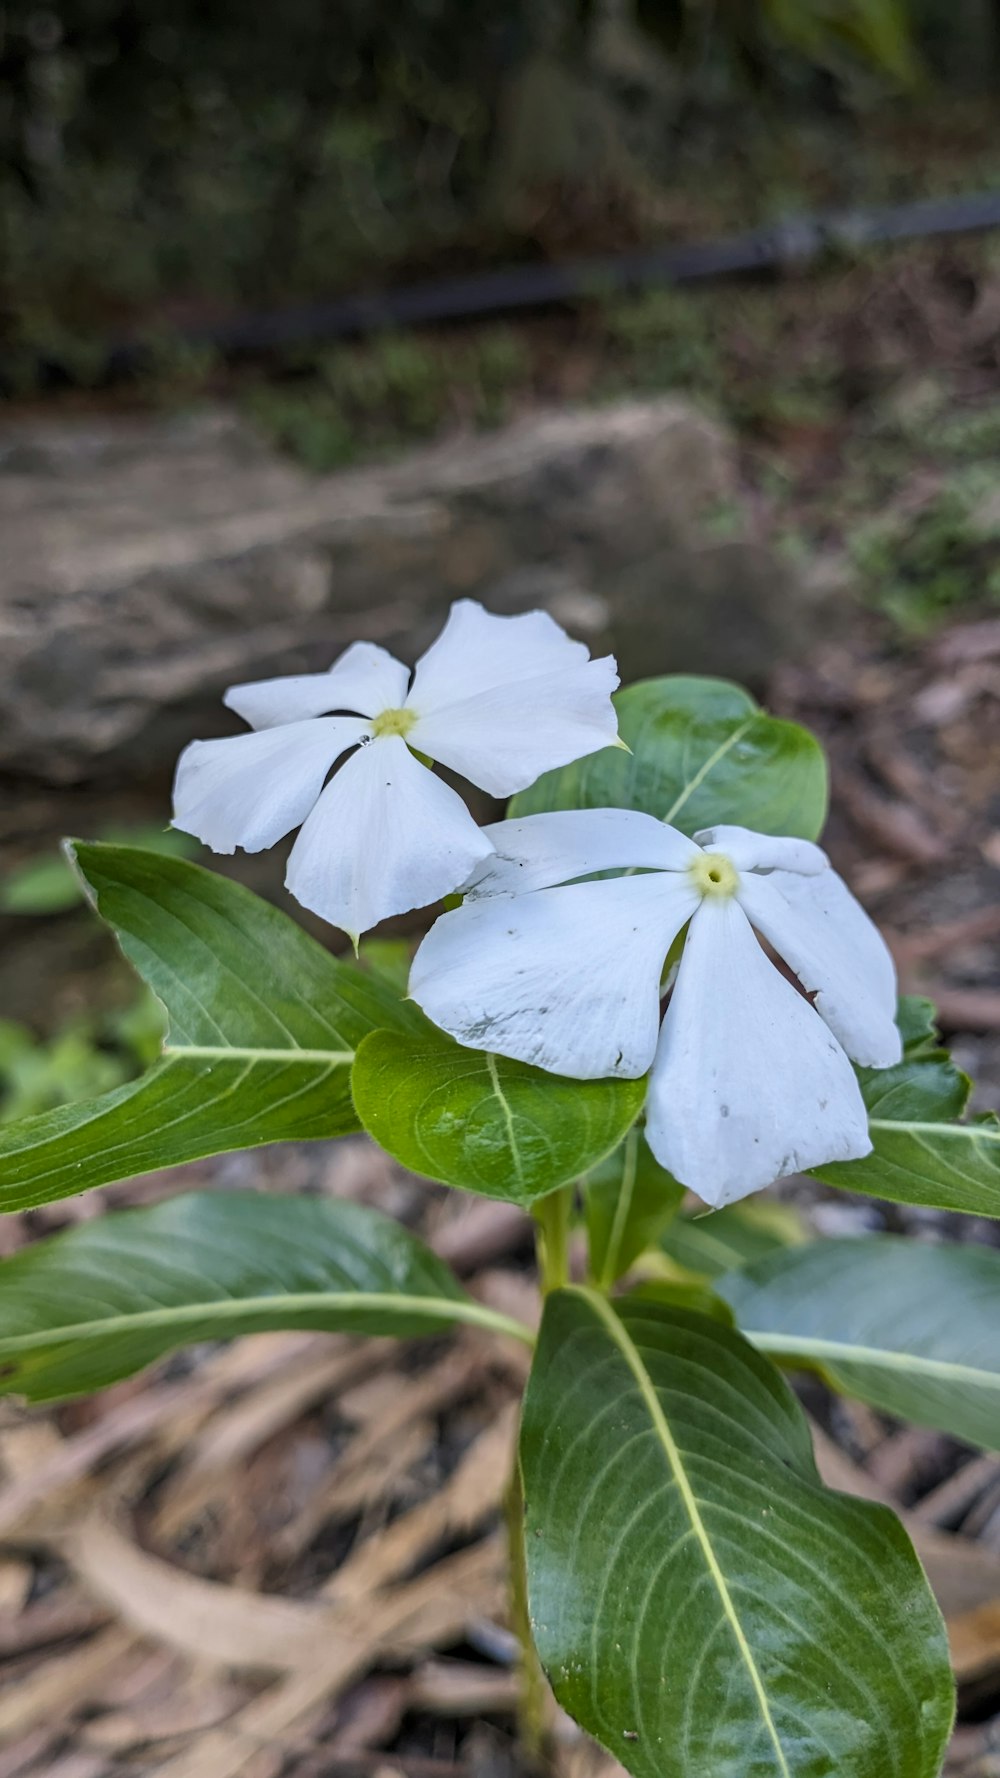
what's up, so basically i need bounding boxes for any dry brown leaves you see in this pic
[2,1156,1000,1777]
[0,1189,542,1778]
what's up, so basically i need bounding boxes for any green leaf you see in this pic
[894,996,944,1059]
[626,1278,735,1324]
[659,1200,807,1280]
[352,1028,645,1205]
[584,1128,684,1287]
[860,1015,970,1125]
[719,1236,1000,1451]
[0,826,197,914]
[357,937,413,996]
[0,1192,530,1402]
[520,1289,954,1778]
[0,1022,129,1122]
[510,676,828,840]
[812,1001,1000,1217]
[0,845,421,1213]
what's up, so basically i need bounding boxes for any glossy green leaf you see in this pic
[659,1200,807,1280]
[625,1278,735,1325]
[813,998,1000,1217]
[719,1236,1000,1451]
[0,1192,530,1402]
[0,845,421,1213]
[584,1128,684,1287]
[352,1028,645,1205]
[520,1289,954,1778]
[894,996,945,1059]
[510,676,828,839]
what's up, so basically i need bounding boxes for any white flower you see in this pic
[172,600,620,941]
[409,809,902,1207]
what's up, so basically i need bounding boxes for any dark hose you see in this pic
[12,188,1000,386]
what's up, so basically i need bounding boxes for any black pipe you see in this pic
[14,187,1000,386]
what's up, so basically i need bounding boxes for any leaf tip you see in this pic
[61,837,100,913]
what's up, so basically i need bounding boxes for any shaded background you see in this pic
[2,0,999,356]
[3,6,1000,1776]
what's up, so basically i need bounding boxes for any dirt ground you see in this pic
[0,603,999,1777]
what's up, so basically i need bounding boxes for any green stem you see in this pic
[534,1186,572,1293]
[505,1445,549,1760]
[593,1123,640,1293]
[513,1187,572,1753]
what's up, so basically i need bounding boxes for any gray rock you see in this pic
[1,398,823,787]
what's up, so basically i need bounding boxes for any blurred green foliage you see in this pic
[0,823,195,1119]
[0,826,196,915]
[633,0,921,85]
[241,281,844,470]
[849,470,1000,631]
[245,326,530,468]
[4,0,992,378]
[0,994,165,1123]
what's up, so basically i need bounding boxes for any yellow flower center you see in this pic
[688,850,740,899]
[371,706,417,740]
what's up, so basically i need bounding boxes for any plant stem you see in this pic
[510,1188,573,1754]
[593,1123,639,1293]
[505,1444,549,1761]
[534,1186,572,1293]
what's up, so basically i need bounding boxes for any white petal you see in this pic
[465,808,699,897]
[410,873,699,1078]
[407,656,620,797]
[645,897,871,1208]
[172,717,367,854]
[407,599,589,710]
[225,642,410,729]
[285,736,493,940]
[735,866,901,1068]
[694,825,828,876]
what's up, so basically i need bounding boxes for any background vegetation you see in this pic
[3,0,1000,380]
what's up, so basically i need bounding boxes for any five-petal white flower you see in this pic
[172,600,620,942]
[409,809,902,1206]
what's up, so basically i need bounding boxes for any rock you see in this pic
[0,398,823,788]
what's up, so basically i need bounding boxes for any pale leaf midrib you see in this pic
[745,1330,1000,1390]
[0,1057,342,1172]
[869,1117,1000,1145]
[572,1285,792,1778]
[164,1044,355,1064]
[0,1291,534,1357]
[486,1052,526,1190]
[662,717,756,826]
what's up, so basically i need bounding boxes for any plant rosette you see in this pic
[2,603,992,1778]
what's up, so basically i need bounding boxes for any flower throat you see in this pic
[688,851,739,899]
[371,707,417,739]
